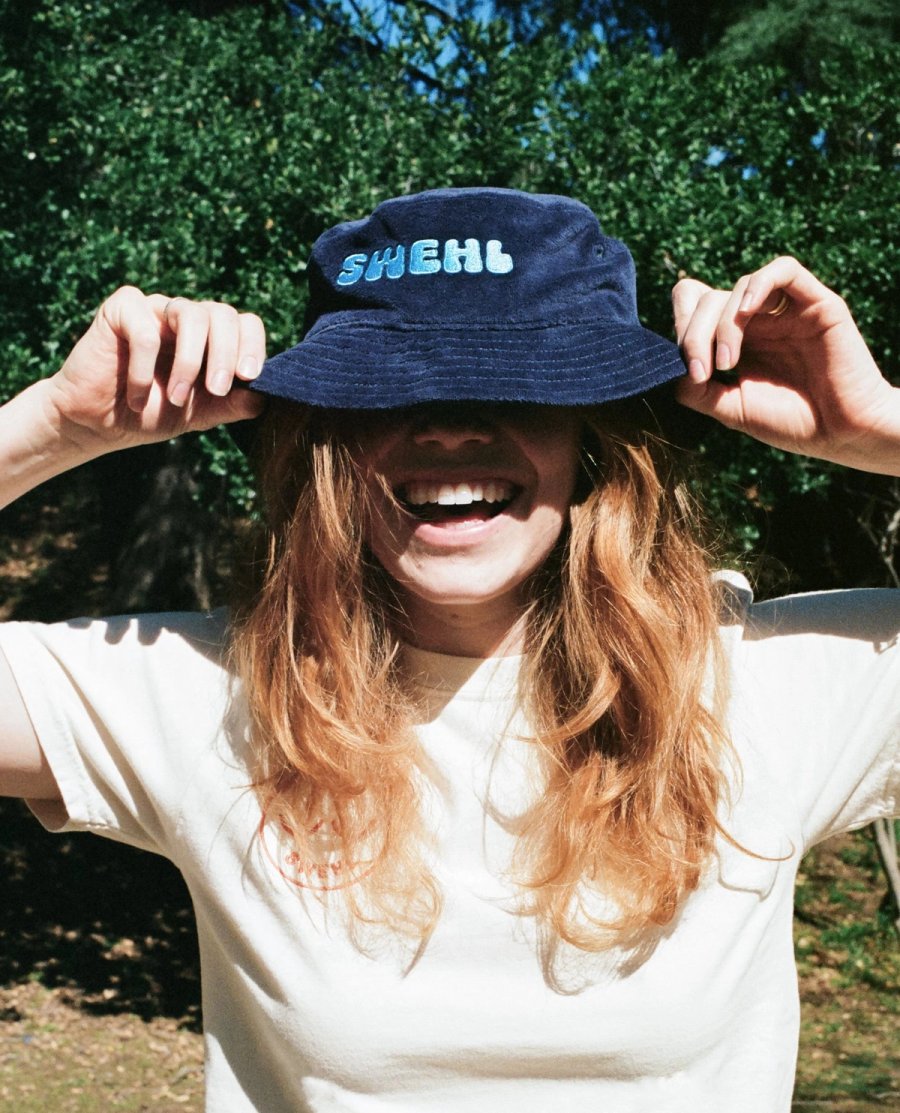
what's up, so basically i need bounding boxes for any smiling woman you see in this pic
[352,401,582,652]
[236,383,726,964]
[1,187,899,1113]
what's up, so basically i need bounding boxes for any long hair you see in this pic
[230,399,731,950]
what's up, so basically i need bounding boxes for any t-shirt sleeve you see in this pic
[0,610,234,860]
[736,587,900,850]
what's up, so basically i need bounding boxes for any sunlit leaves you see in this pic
[0,0,896,586]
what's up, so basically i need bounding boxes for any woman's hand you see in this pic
[46,286,266,456]
[672,257,900,475]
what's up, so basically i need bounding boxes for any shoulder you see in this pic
[716,575,900,759]
[715,574,900,845]
[2,607,230,656]
[715,572,900,710]
[715,570,900,649]
[0,608,234,708]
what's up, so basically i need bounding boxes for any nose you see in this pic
[410,404,495,450]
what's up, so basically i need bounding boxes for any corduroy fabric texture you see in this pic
[253,187,686,409]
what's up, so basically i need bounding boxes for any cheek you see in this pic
[525,415,582,497]
[538,446,581,517]
[346,414,406,475]
[526,502,570,567]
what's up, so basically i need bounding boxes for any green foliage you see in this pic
[552,40,898,579]
[715,0,899,78]
[0,0,897,588]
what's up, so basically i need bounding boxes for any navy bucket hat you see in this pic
[252,187,686,409]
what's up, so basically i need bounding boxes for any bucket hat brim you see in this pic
[253,320,686,410]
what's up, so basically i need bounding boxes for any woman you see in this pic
[0,188,897,1111]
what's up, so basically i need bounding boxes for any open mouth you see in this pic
[396,479,519,523]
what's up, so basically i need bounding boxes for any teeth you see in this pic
[403,480,514,507]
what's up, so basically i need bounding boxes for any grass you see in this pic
[792,829,899,1107]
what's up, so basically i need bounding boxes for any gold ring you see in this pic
[163,296,182,322]
[766,291,790,318]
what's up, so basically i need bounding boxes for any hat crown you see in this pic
[252,186,685,411]
[304,188,638,333]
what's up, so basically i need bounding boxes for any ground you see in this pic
[0,479,897,1111]
[0,981,203,1112]
[792,834,899,1109]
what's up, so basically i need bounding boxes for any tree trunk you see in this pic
[94,438,219,614]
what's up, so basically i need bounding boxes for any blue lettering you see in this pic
[365,245,406,281]
[338,237,514,285]
[485,239,514,274]
[443,238,483,274]
[336,253,368,286]
[409,239,441,275]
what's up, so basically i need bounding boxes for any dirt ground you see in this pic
[1,475,897,1111]
[791,834,899,1109]
[0,981,203,1112]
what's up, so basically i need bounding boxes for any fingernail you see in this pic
[169,380,190,407]
[715,343,732,371]
[238,355,260,380]
[688,358,706,383]
[209,371,231,396]
[740,291,755,312]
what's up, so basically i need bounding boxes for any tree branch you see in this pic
[302,0,446,93]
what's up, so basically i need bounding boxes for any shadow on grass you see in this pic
[0,796,201,1029]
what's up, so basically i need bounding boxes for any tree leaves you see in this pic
[1,0,897,594]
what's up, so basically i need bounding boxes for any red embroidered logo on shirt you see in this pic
[259,812,372,892]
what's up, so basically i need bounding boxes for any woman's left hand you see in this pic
[672,256,900,475]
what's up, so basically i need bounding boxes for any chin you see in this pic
[399,578,516,609]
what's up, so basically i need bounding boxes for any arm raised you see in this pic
[0,287,267,800]
[1,286,267,509]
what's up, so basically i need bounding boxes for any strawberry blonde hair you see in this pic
[230,399,732,951]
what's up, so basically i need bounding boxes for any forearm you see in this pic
[0,378,102,510]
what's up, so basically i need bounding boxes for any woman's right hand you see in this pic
[46,286,267,455]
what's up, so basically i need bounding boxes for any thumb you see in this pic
[675,375,744,430]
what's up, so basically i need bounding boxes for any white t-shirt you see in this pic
[0,574,898,1112]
